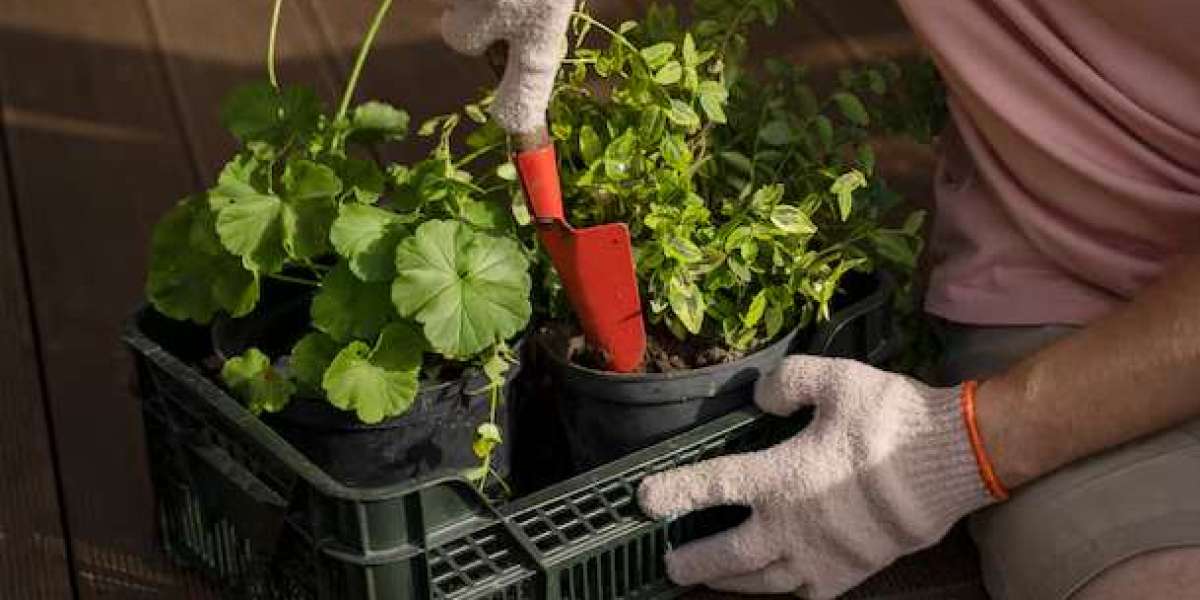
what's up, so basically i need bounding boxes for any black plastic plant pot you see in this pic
[213,293,520,488]
[543,271,895,470]
[541,325,800,470]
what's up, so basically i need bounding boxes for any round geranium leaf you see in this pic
[321,322,424,423]
[391,220,531,358]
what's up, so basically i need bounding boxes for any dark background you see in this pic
[0,0,927,596]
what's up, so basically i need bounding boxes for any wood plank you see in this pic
[0,0,201,596]
[0,89,72,599]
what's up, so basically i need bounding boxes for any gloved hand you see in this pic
[638,356,1002,599]
[440,0,573,134]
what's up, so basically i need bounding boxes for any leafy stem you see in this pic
[267,0,284,88]
[337,0,393,121]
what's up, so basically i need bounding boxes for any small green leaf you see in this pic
[215,194,286,274]
[221,348,294,415]
[698,80,728,123]
[278,159,340,260]
[666,100,700,129]
[284,160,342,201]
[770,204,817,235]
[667,275,705,335]
[349,101,409,143]
[903,210,927,236]
[640,42,675,69]
[337,158,386,204]
[660,134,692,168]
[495,162,518,181]
[871,231,917,268]
[758,121,796,146]
[751,184,785,215]
[724,226,753,252]
[473,422,504,458]
[460,198,512,231]
[330,204,407,281]
[578,125,603,163]
[417,117,440,137]
[654,60,683,85]
[464,104,488,124]
[220,83,279,142]
[392,220,531,358]
[511,190,532,226]
[663,234,703,263]
[603,129,637,179]
[830,170,868,221]
[719,151,753,175]
[856,144,876,176]
[211,155,261,206]
[764,302,784,338]
[322,322,424,423]
[282,194,336,261]
[311,262,394,342]
[482,351,510,385]
[220,83,321,144]
[743,289,767,327]
[289,332,339,392]
[832,92,870,126]
[682,33,699,67]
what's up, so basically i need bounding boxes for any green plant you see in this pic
[454,1,925,363]
[145,0,530,488]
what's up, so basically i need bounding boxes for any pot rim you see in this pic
[537,323,801,382]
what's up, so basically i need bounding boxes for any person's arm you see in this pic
[980,252,1200,488]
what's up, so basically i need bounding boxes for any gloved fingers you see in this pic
[662,518,777,586]
[754,355,876,417]
[637,452,765,519]
[440,0,504,56]
[704,558,801,595]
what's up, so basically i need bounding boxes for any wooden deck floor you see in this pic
[0,1,929,597]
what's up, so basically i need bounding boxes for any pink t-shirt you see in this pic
[896,0,1200,325]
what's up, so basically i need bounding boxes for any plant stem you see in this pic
[267,0,284,88]
[571,11,639,53]
[336,0,393,121]
[454,143,504,169]
[267,273,320,287]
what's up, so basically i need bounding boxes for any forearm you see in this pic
[977,253,1200,489]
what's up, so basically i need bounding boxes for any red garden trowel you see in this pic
[511,132,646,372]
[485,44,645,372]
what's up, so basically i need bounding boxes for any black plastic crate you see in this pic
[123,273,898,600]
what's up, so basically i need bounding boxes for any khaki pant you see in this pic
[936,323,1200,600]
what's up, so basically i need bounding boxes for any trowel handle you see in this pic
[485,41,565,224]
[515,145,565,224]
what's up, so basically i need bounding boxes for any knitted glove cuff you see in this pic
[905,384,999,522]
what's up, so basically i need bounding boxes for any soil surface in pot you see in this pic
[561,323,754,373]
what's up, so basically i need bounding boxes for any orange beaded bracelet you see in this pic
[961,380,1009,501]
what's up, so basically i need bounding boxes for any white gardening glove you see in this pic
[638,356,1001,599]
[440,0,574,134]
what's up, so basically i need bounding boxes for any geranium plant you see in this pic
[145,0,531,485]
